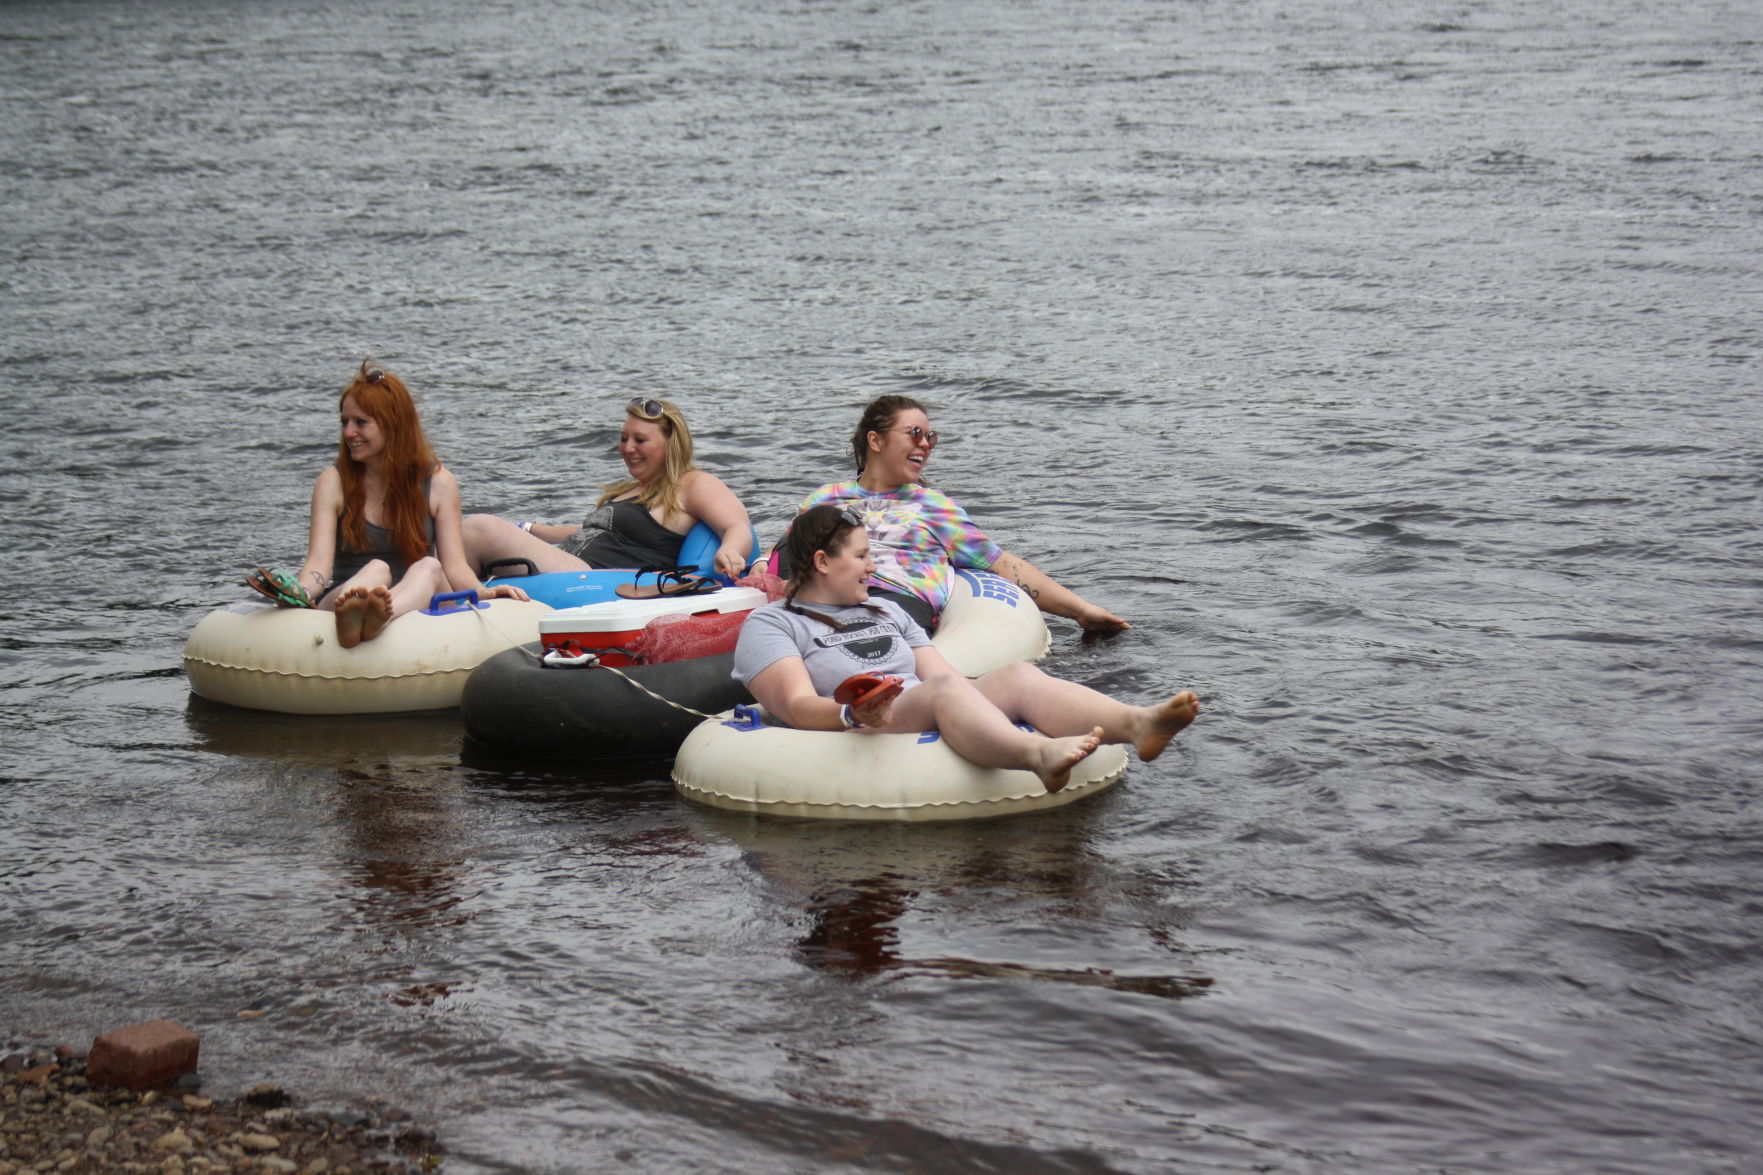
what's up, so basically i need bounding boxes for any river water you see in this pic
[3,0,1760,1171]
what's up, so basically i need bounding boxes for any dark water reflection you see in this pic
[715,811,1215,998]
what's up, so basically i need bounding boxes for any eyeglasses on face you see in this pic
[627,397,666,421]
[887,425,938,447]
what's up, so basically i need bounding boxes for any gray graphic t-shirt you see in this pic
[733,598,930,696]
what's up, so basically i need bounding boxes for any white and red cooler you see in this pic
[538,586,767,667]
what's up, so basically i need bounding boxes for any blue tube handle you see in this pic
[426,589,482,614]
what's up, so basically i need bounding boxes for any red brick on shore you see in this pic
[87,1019,200,1089]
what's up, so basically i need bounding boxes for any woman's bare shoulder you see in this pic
[426,463,462,507]
[312,464,343,502]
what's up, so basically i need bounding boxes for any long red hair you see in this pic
[334,360,438,567]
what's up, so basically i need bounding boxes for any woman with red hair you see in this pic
[253,359,528,648]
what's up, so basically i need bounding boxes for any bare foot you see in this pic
[334,587,370,648]
[1133,690,1200,762]
[1035,726,1104,794]
[358,585,394,643]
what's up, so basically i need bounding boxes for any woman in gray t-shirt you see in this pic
[732,505,1201,794]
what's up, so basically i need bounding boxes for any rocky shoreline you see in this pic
[1,1047,443,1174]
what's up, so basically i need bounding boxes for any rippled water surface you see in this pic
[4,0,1761,1171]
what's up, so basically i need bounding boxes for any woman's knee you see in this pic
[987,661,1045,688]
[915,673,990,717]
[975,660,1046,698]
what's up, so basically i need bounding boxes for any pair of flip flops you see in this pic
[614,568,723,600]
[245,566,313,609]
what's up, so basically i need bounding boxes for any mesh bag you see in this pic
[631,609,750,665]
[734,570,788,601]
[626,574,782,665]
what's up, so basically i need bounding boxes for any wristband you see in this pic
[518,521,533,533]
[840,703,861,729]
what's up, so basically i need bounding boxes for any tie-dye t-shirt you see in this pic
[798,482,1004,612]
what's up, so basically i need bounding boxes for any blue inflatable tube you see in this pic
[483,521,758,609]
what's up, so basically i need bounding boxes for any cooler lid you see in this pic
[538,586,768,634]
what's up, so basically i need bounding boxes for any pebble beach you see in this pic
[0,1048,441,1175]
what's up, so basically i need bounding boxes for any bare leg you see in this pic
[326,560,396,648]
[462,514,592,577]
[1032,727,1105,793]
[1130,691,1200,762]
[358,586,393,642]
[968,662,1199,761]
[330,557,461,647]
[381,556,453,620]
[334,587,370,648]
[879,675,1105,792]
[319,560,392,613]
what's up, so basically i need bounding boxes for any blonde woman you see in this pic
[464,397,752,580]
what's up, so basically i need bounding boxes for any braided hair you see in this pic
[782,503,885,630]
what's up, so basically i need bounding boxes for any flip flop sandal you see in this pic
[654,569,721,597]
[244,575,275,603]
[615,566,669,600]
[834,673,905,708]
[244,566,312,608]
[615,567,721,600]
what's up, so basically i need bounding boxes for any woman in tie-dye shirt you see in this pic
[798,395,1130,635]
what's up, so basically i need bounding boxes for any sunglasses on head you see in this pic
[627,397,667,421]
[359,358,386,384]
[808,503,865,553]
